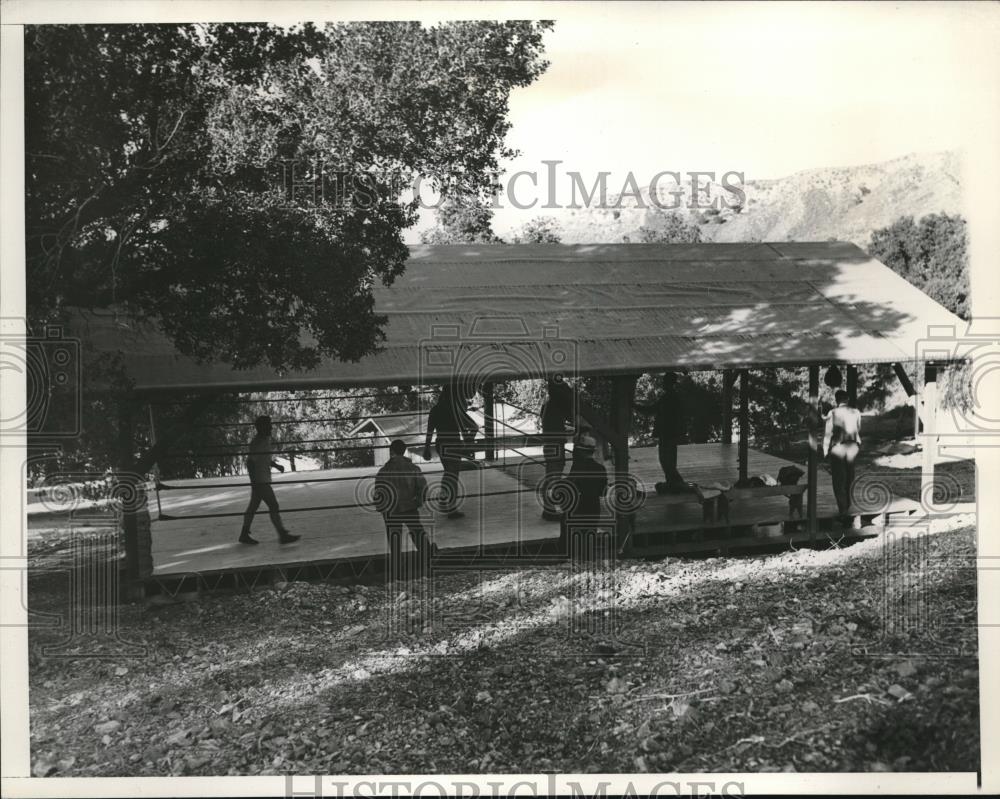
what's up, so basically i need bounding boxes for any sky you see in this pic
[404,1,1000,239]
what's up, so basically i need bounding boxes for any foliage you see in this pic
[868,213,970,321]
[26,21,552,371]
[636,211,703,244]
[150,388,423,479]
[511,216,562,244]
[420,190,503,245]
[868,213,972,410]
[25,21,550,473]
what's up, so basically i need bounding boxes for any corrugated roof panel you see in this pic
[406,242,790,263]
[64,242,965,393]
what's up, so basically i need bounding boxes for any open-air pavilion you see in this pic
[70,241,966,592]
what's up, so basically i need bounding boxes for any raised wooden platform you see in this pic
[150,461,556,577]
[149,444,919,579]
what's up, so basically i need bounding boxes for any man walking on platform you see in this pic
[540,375,575,521]
[633,372,686,491]
[238,415,300,545]
[375,439,437,569]
[823,389,863,524]
[423,384,479,519]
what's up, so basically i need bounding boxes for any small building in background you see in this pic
[347,403,543,467]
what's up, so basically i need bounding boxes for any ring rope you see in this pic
[191,409,431,430]
[157,487,533,522]
[149,389,437,407]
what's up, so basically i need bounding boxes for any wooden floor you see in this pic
[150,461,556,577]
[150,445,919,577]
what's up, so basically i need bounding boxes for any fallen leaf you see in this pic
[887,684,913,702]
[94,720,121,735]
[894,660,918,678]
[167,729,193,747]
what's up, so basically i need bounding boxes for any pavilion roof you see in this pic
[68,242,966,394]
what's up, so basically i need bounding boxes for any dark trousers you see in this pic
[384,511,433,575]
[560,512,608,554]
[241,483,287,536]
[658,440,684,487]
[542,436,567,513]
[828,442,860,516]
[436,442,463,513]
[384,511,431,551]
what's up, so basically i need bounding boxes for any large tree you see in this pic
[26,22,552,371]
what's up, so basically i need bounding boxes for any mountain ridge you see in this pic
[512,150,963,247]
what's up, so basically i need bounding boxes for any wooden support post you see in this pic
[610,376,638,475]
[147,403,160,476]
[892,362,919,439]
[721,369,734,445]
[892,362,916,397]
[610,375,639,551]
[846,365,858,407]
[134,393,218,474]
[807,365,820,540]
[737,369,750,483]
[117,399,148,595]
[921,363,938,511]
[482,382,496,461]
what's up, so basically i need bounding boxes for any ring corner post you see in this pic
[483,381,496,462]
[847,364,858,406]
[610,374,639,552]
[117,397,151,601]
[721,368,735,446]
[921,362,938,512]
[807,365,820,541]
[738,369,750,484]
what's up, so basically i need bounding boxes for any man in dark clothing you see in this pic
[375,439,436,569]
[423,384,479,519]
[560,432,608,551]
[540,375,576,521]
[633,372,686,490]
[239,415,300,545]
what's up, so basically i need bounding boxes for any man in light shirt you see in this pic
[823,390,863,524]
[238,415,300,545]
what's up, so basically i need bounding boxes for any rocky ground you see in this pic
[27,513,979,777]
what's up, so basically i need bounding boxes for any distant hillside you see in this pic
[530,150,963,247]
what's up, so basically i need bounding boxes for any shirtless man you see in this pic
[823,390,862,523]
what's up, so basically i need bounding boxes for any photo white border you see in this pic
[1,1,997,796]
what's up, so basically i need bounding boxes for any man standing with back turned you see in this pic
[633,372,686,491]
[823,389,862,526]
[375,439,437,571]
[540,375,576,521]
[561,432,608,552]
[238,415,300,545]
